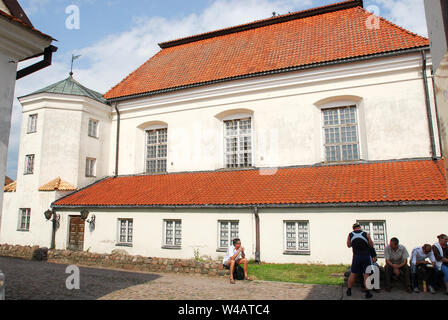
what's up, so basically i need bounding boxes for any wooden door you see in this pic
[68,216,85,251]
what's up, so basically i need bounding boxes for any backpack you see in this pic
[233,265,245,280]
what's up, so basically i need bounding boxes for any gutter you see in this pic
[16,45,58,80]
[51,200,448,210]
[421,49,438,160]
[114,102,121,177]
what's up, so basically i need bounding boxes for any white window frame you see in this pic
[17,208,31,231]
[283,221,310,255]
[321,105,360,163]
[163,220,182,248]
[223,117,253,169]
[27,114,38,134]
[217,220,239,251]
[86,158,96,177]
[88,119,99,138]
[145,127,168,174]
[24,154,35,175]
[117,219,133,246]
[357,220,387,257]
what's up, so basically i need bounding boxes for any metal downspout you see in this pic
[114,103,121,177]
[254,207,260,263]
[421,50,437,160]
[431,71,444,157]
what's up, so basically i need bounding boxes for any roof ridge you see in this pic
[158,0,363,49]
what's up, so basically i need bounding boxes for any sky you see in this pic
[6,0,430,179]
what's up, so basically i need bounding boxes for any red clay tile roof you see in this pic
[104,0,429,100]
[38,177,77,192]
[53,159,448,208]
[4,181,16,193]
[4,176,13,186]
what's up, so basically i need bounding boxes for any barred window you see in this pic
[146,128,167,173]
[218,221,239,249]
[224,118,252,168]
[358,221,387,256]
[284,221,310,253]
[88,119,99,138]
[323,106,360,162]
[118,219,133,245]
[18,209,31,231]
[25,155,35,175]
[164,220,182,247]
[27,114,38,133]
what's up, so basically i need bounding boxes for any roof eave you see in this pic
[52,200,448,210]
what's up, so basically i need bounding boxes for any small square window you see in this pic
[24,155,35,175]
[88,119,99,138]
[27,114,38,134]
[18,209,31,231]
[117,219,133,245]
[218,221,239,250]
[284,221,310,255]
[86,158,96,177]
[163,220,182,248]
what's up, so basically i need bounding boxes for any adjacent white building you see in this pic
[2,0,447,265]
[0,0,55,227]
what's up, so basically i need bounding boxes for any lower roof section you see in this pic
[52,159,448,209]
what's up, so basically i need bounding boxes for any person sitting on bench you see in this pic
[410,244,437,294]
[222,238,252,284]
[432,234,448,295]
[384,237,411,293]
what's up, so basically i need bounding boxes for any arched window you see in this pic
[315,96,363,163]
[139,122,168,173]
[322,105,359,162]
[216,109,254,169]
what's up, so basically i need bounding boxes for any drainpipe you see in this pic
[114,103,121,177]
[253,207,261,263]
[431,71,444,157]
[421,50,437,160]
[16,45,58,80]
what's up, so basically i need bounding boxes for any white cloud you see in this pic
[7,0,313,179]
[369,0,428,36]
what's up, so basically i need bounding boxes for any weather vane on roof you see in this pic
[70,54,81,76]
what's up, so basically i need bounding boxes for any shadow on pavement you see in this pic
[0,256,161,300]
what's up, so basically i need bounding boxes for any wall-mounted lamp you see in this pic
[44,209,60,249]
[80,209,95,226]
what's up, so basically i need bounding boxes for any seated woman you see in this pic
[433,234,448,295]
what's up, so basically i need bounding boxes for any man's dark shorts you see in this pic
[351,254,372,275]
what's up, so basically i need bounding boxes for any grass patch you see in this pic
[247,262,349,286]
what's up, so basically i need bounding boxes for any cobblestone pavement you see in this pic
[0,257,160,300]
[99,274,342,300]
[1,257,447,300]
